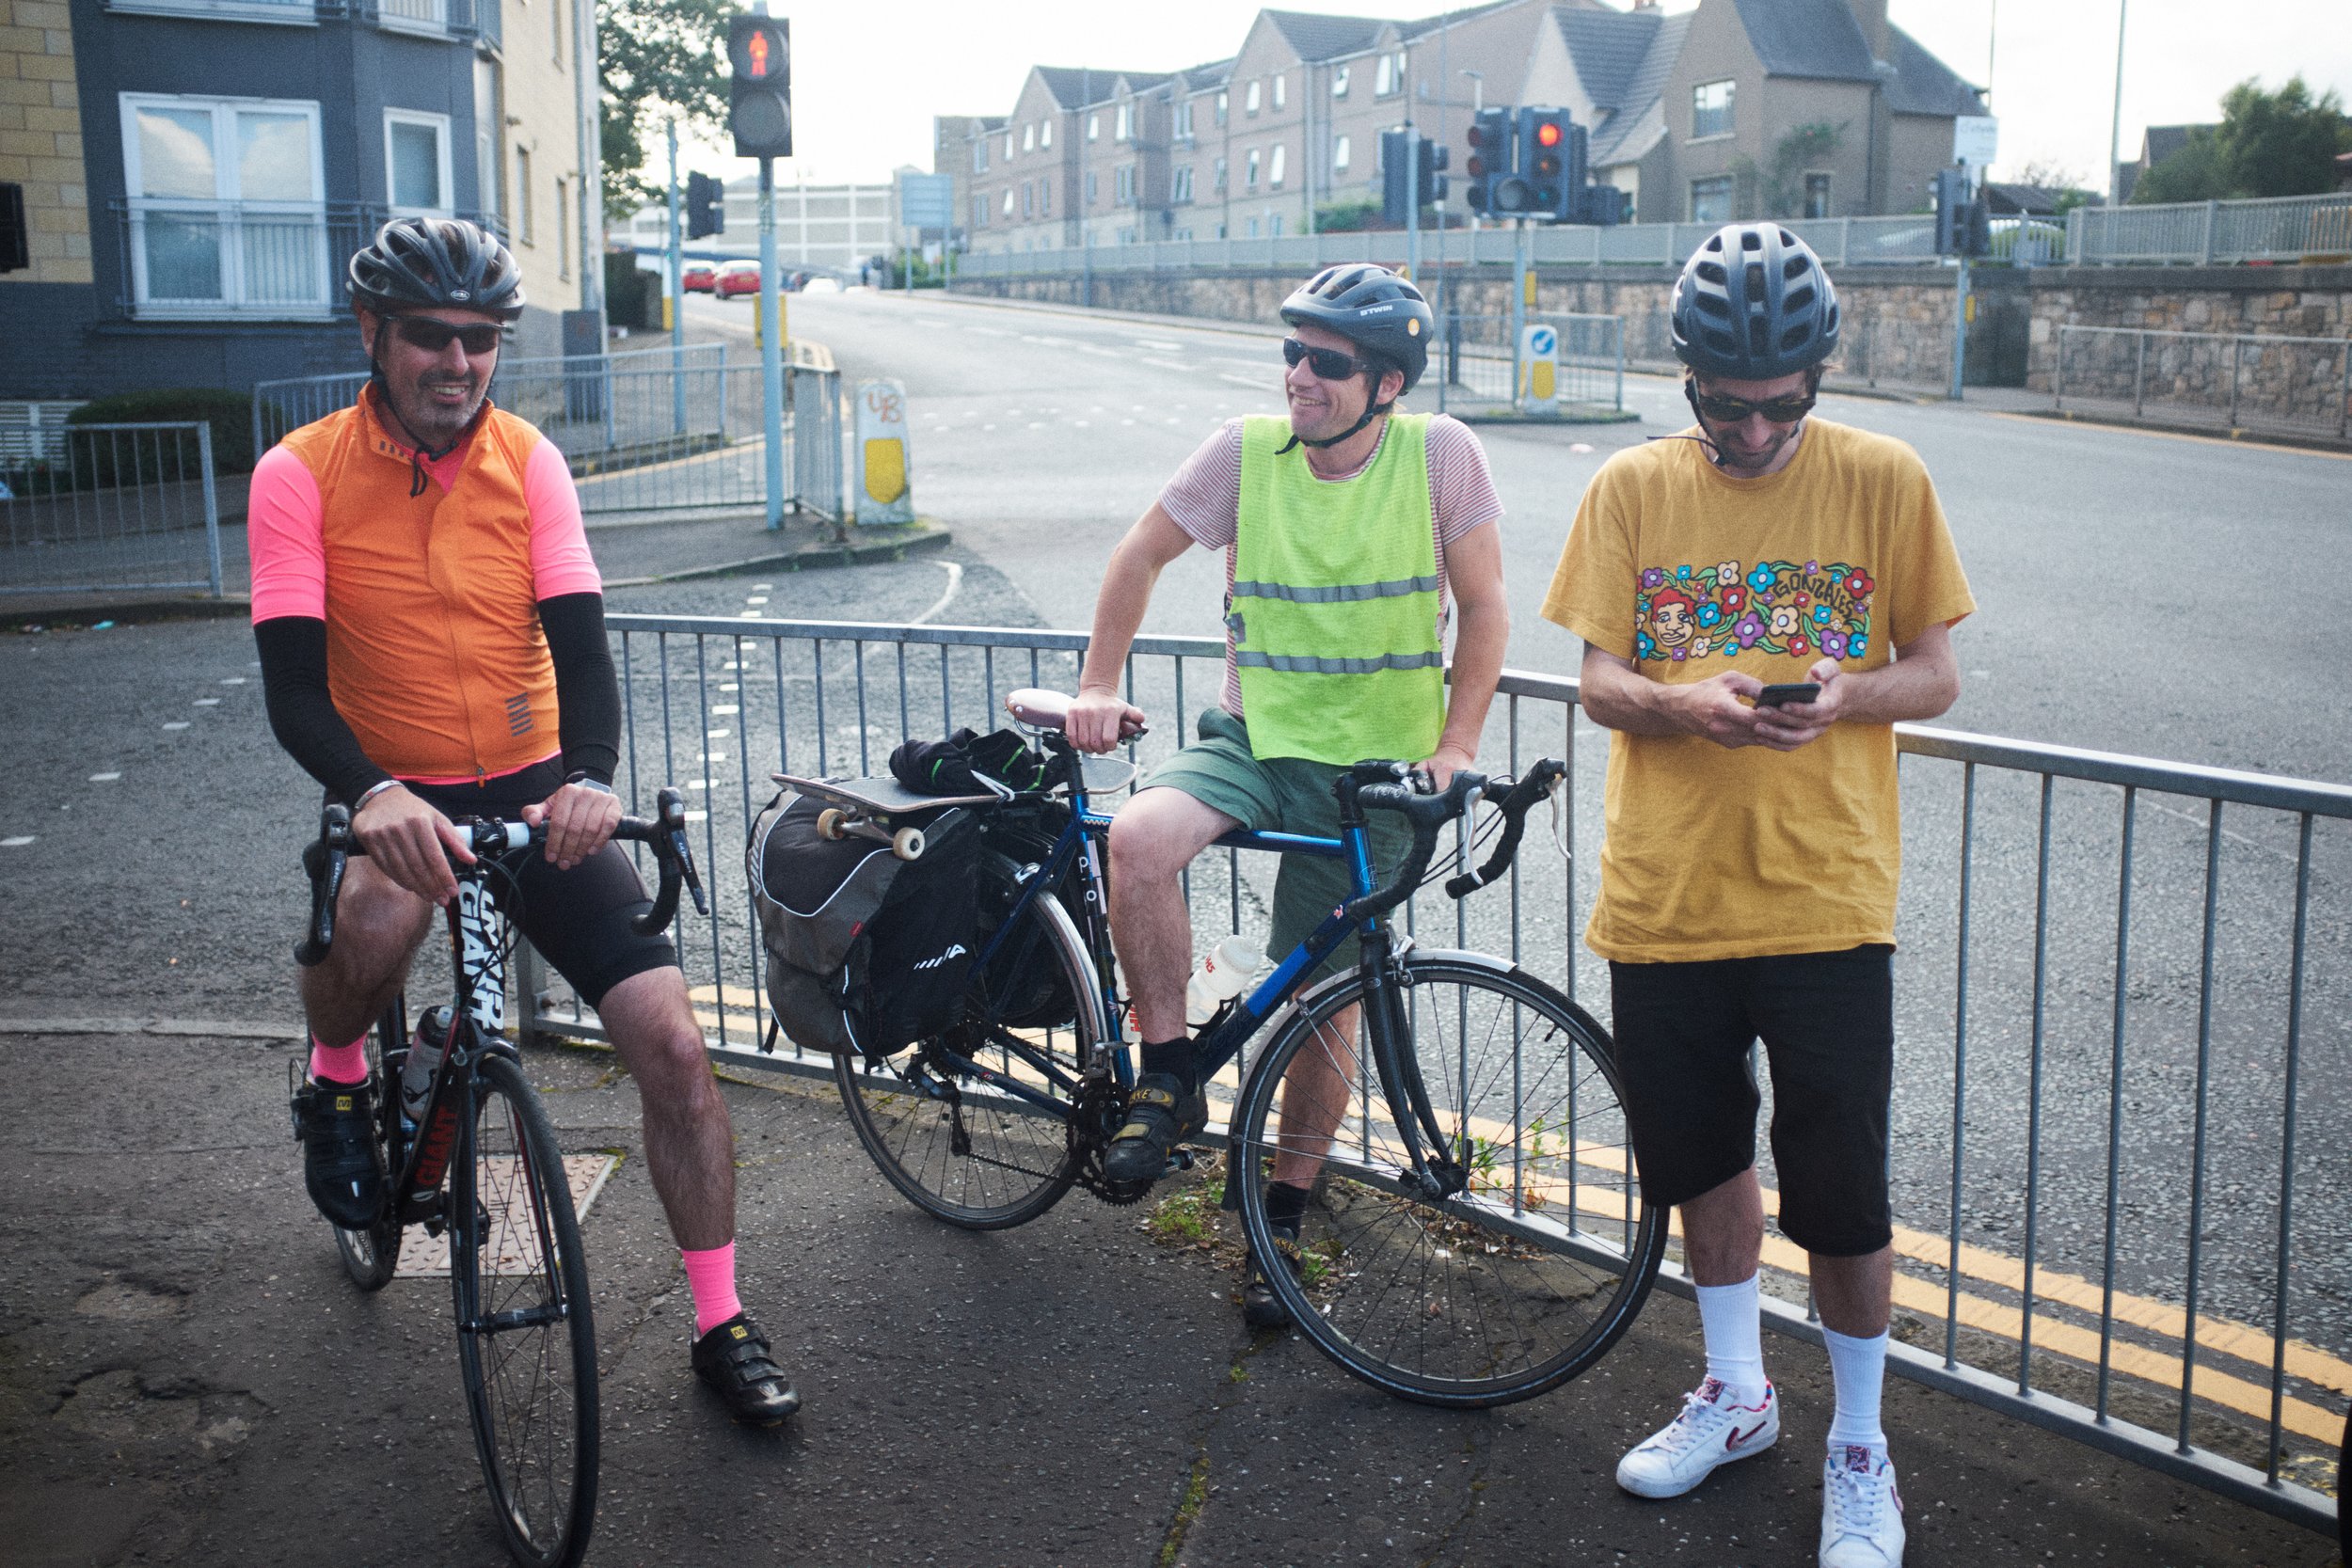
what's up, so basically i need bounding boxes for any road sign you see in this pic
[1519,323,1558,407]
[1952,115,1998,171]
[898,171,954,233]
[854,380,914,525]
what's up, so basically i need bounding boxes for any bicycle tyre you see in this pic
[1232,955,1667,1408]
[452,1051,599,1568]
[834,855,1091,1229]
[331,1004,405,1291]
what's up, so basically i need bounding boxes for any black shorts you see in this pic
[331,758,678,1008]
[1609,945,1894,1258]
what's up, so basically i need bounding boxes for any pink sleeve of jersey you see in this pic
[1154,420,1244,550]
[246,444,326,622]
[524,436,602,599]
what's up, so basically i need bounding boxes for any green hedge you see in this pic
[67,387,260,475]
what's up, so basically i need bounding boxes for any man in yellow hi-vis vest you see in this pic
[1066,264,1510,1327]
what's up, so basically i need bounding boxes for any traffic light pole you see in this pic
[759,155,785,530]
[1511,218,1529,413]
[666,119,686,436]
[1404,123,1420,282]
[1950,250,1970,402]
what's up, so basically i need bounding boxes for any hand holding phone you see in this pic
[1755,682,1820,708]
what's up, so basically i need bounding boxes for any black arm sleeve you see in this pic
[538,591,620,786]
[254,615,393,804]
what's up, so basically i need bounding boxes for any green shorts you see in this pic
[1141,707,1415,986]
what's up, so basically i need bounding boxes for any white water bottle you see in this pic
[1185,935,1262,1027]
[400,1006,454,1124]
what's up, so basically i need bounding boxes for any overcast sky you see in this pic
[693,1,2352,195]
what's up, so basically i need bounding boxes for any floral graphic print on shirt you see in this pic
[1632,557,1876,665]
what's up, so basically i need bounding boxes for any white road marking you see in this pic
[684,810,709,822]
[739,611,765,620]
[2,836,33,847]
[220,677,246,686]
[1121,419,1136,425]
[194,697,220,705]
[1029,421,1046,430]
[969,326,1010,337]
[710,704,740,715]
[707,727,732,738]
[1141,357,1193,372]
[1128,338,1184,352]
[89,772,120,782]
[746,595,770,605]
[754,581,773,590]
[1219,373,1266,388]
[1073,420,1089,428]
[912,561,964,626]
[720,683,740,692]
[162,721,189,730]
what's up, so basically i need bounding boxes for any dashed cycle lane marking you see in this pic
[2,836,35,847]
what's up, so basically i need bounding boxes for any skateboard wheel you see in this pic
[816,807,848,841]
[891,826,926,861]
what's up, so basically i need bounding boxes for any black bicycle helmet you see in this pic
[1670,224,1838,381]
[1279,263,1433,396]
[347,216,525,320]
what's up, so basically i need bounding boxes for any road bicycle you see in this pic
[833,692,1667,1408]
[292,788,705,1568]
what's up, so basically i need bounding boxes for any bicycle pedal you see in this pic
[1167,1148,1198,1174]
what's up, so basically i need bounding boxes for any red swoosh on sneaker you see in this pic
[1725,1419,1769,1450]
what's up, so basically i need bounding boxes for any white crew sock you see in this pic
[1695,1274,1767,1402]
[1823,1325,1890,1451]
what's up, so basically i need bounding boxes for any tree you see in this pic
[600,0,745,223]
[1758,122,1845,219]
[2131,76,2351,204]
[2007,158,2097,214]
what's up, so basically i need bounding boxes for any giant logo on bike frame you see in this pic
[1632,558,1875,665]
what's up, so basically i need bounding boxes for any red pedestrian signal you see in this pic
[728,16,792,158]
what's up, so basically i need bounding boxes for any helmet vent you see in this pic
[1783,284,1815,312]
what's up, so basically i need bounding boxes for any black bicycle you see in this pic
[834,692,1667,1408]
[293,788,705,1568]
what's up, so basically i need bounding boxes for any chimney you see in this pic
[1848,0,1890,62]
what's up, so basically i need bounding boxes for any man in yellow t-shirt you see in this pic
[1543,225,1973,1568]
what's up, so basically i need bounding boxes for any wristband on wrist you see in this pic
[353,779,402,812]
[564,772,614,797]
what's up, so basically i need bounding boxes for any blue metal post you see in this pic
[759,155,784,530]
[667,119,686,436]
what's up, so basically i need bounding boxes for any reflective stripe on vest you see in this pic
[1232,413,1444,766]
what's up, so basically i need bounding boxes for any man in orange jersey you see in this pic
[250,218,795,1426]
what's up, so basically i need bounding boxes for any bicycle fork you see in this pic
[1358,940,1468,1203]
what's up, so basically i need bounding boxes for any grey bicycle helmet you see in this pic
[1279,263,1433,396]
[1670,224,1838,381]
[347,216,525,320]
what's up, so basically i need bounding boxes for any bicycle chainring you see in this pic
[1070,1073,1154,1207]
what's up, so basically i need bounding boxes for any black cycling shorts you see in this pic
[331,758,678,1009]
[1609,944,1894,1258]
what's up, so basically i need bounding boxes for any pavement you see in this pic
[1,563,2342,1568]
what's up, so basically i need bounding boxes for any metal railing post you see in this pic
[197,421,222,597]
[2134,331,2146,416]
[2339,340,2350,441]
[2199,199,2218,266]
[2228,335,2242,427]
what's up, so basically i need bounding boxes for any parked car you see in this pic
[681,261,717,293]
[802,276,841,294]
[716,260,761,298]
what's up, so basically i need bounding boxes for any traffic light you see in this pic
[1462,107,1511,215]
[728,15,792,159]
[1380,133,1449,226]
[1419,141,1448,208]
[1518,108,1568,216]
[685,171,725,239]
[1932,169,1965,254]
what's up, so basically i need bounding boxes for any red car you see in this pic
[715,260,761,298]
[681,261,716,293]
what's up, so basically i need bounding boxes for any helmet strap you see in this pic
[1277,370,1394,454]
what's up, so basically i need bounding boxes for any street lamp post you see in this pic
[2106,0,2128,205]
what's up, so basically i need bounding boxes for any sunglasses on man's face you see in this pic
[389,315,504,356]
[1282,336,1374,381]
[1693,389,1815,425]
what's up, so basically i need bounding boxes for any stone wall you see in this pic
[0,0,89,287]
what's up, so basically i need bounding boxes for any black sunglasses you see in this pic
[1693,390,1815,425]
[389,315,504,356]
[1282,336,1375,381]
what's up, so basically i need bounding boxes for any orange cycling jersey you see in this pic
[248,388,600,783]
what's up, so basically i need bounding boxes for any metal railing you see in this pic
[109,202,502,321]
[2052,325,2352,440]
[2070,194,2352,267]
[251,347,849,520]
[1434,311,1624,414]
[528,613,2350,1535]
[0,421,222,596]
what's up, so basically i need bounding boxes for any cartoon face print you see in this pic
[1647,588,1698,650]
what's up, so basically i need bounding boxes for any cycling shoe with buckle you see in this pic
[293,1077,384,1229]
[1243,1223,1304,1327]
[691,1312,801,1426]
[1101,1073,1208,1185]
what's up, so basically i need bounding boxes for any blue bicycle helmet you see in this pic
[1670,224,1838,381]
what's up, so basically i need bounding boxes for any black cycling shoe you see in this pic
[1242,1223,1303,1328]
[294,1077,384,1229]
[691,1312,802,1426]
[1101,1073,1209,1186]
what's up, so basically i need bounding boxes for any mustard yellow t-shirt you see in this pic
[1541,419,1975,963]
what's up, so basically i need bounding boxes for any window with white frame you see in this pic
[1116,102,1132,141]
[515,144,532,242]
[385,110,453,215]
[974,193,987,228]
[1086,170,1098,203]
[1041,178,1050,214]
[1332,134,1350,172]
[1023,123,1035,151]
[1088,112,1100,141]
[1268,143,1285,186]
[119,92,327,314]
[1116,164,1134,204]
[1245,148,1260,188]
[1175,101,1194,139]
[1804,171,1832,218]
[1269,213,1282,236]
[1692,80,1734,139]
[1216,90,1228,126]
[1041,118,1052,149]
[1003,186,1015,215]
[1689,175,1734,222]
[1004,130,1015,159]
[974,137,988,173]
[1214,155,1228,190]
[1272,73,1285,110]
[1376,51,1406,96]
[1332,65,1349,98]
[1171,165,1194,203]
[1246,80,1261,115]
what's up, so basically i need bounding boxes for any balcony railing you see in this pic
[108,201,500,322]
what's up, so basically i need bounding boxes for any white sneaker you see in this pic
[1819,1445,1906,1568]
[1614,1376,1780,1498]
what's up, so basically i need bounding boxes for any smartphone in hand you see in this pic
[1755,682,1820,708]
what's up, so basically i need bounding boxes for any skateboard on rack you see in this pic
[770,774,1001,861]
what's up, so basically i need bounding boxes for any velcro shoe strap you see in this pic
[1128,1085,1180,1113]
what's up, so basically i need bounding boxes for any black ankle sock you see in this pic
[1139,1037,1195,1086]
[1263,1181,1310,1230]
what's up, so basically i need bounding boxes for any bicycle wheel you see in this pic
[834,858,1091,1228]
[1232,955,1667,1408]
[452,1051,598,1568]
[331,1003,405,1291]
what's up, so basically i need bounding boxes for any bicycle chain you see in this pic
[1069,1074,1156,1207]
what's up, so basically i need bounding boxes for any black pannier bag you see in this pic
[971,816,1083,1030]
[747,790,980,1057]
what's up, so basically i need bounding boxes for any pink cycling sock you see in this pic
[681,1243,743,1337]
[309,1033,371,1085]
